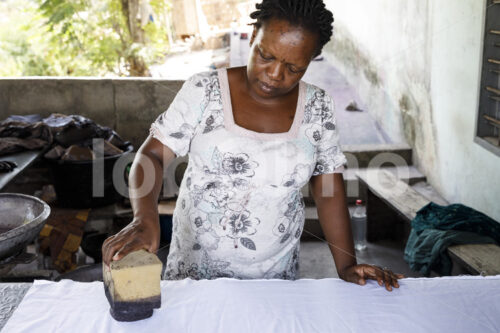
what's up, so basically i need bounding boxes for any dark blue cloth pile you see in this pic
[404,202,500,276]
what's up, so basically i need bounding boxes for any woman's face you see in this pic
[247,18,319,99]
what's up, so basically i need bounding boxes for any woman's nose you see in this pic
[267,62,284,81]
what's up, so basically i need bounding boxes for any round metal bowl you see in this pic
[0,193,51,262]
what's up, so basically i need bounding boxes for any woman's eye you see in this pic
[259,50,273,60]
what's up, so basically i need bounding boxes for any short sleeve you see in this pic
[311,92,347,176]
[149,74,205,157]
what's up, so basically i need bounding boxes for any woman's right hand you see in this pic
[101,218,161,266]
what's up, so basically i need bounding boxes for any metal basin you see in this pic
[0,193,51,262]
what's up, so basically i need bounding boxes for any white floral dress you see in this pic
[150,68,347,280]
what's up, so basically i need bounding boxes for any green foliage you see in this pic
[0,0,171,76]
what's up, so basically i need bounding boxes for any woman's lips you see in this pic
[258,81,278,94]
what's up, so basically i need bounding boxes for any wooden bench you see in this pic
[357,169,500,276]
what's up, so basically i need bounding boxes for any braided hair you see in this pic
[249,0,334,56]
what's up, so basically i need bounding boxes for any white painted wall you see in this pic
[428,0,500,221]
[323,0,500,222]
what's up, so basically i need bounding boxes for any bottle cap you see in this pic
[356,199,362,205]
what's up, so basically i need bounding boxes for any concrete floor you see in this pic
[299,202,431,279]
[299,240,425,279]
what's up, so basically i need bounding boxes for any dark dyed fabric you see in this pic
[0,114,127,156]
[0,119,52,156]
[404,202,500,276]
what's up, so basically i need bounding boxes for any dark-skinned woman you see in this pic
[102,0,404,292]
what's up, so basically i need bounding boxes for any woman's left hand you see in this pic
[340,264,405,292]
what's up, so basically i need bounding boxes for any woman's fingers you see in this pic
[357,276,366,285]
[102,236,119,265]
[368,266,384,286]
[345,265,405,291]
[113,240,146,261]
[102,232,139,264]
[148,239,160,254]
[101,219,160,265]
[343,265,404,291]
[383,270,392,291]
[393,274,400,288]
[388,271,403,288]
[103,237,127,265]
[383,268,404,291]
[370,266,399,291]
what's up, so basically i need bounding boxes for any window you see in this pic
[475,0,500,156]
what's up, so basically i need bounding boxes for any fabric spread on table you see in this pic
[3,275,500,333]
[404,202,500,276]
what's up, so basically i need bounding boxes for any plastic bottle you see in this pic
[351,199,367,251]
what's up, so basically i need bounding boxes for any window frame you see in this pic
[474,0,500,156]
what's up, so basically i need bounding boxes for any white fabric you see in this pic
[149,69,346,280]
[4,275,500,333]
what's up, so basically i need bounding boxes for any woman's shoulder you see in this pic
[301,81,335,114]
[185,70,221,89]
[301,81,337,125]
[302,81,331,101]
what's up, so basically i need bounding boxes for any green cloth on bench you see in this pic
[404,202,500,276]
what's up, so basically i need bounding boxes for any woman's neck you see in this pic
[227,66,298,107]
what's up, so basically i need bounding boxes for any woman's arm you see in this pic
[309,172,403,291]
[309,172,357,277]
[102,136,176,265]
[129,136,176,225]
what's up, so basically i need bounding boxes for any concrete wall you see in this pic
[0,78,183,150]
[323,0,500,221]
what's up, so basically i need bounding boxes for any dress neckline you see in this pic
[217,67,305,140]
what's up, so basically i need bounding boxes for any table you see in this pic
[0,283,31,331]
[0,149,46,191]
[2,275,500,332]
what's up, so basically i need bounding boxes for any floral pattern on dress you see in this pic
[313,144,344,175]
[303,89,336,131]
[200,72,222,106]
[272,190,305,243]
[203,179,235,209]
[193,229,220,251]
[165,250,235,280]
[281,164,311,189]
[305,123,323,145]
[264,245,300,280]
[185,147,262,254]
[202,110,224,134]
[198,72,225,135]
[189,177,234,209]
[169,123,195,140]
[203,148,259,178]
[303,88,345,175]
[190,210,211,232]
[304,89,326,124]
[218,207,260,250]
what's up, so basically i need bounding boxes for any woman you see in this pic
[103,0,404,291]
